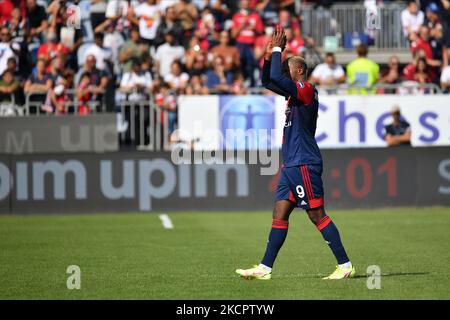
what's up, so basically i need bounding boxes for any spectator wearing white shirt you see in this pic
[441,52,450,93]
[83,33,112,72]
[0,28,19,77]
[401,0,425,39]
[164,60,189,93]
[309,52,345,87]
[128,0,161,47]
[119,58,153,101]
[155,32,185,78]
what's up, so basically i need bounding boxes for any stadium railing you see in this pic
[300,2,408,50]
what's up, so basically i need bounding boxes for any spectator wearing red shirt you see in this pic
[231,0,264,86]
[37,32,70,72]
[0,0,13,25]
[278,9,301,38]
[410,25,441,67]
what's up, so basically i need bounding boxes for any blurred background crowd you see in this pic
[0,0,449,117]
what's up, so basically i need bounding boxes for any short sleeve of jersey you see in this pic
[295,81,314,105]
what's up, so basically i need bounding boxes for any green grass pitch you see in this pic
[1,207,449,299]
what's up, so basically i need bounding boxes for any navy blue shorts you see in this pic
[275,164,324,210]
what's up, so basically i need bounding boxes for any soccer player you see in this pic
[236,26,355,280]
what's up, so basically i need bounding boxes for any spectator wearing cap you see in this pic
[231,0,264,86]
[155,31,185,79]
[119,27,149,74]
[401,0,424,40]
[309,52,345,90]
[425,2,445,62]
[346,44,379,94]
[384,106,412,147]
[211,30,241,72]
[154,5,184,48]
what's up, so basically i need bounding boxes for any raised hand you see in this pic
[272,25,286,49]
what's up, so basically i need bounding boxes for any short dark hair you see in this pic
[356,44,368,57]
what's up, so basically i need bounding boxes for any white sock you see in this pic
[338,261,352,269]
[258,264,272,273]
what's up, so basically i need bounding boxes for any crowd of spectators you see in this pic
[0,0,449,121]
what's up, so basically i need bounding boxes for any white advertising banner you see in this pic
[178,95,450,149]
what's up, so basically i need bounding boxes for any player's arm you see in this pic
[262,59,290,97]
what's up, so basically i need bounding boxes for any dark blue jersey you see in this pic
[262,52,323,167]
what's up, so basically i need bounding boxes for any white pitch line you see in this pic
[159,214,174,229]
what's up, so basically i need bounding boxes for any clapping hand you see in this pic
[272,25,287,50]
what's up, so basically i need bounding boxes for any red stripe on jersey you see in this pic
[295,81,314,105]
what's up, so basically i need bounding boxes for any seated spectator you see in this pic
[119,26,150,74]
[440,69,450,93]
[309,52,345,87]
[410,26,441,68]
[185,36,208,76]
[185,75,209,95]
[155,31,185,79]
[210,31,241,72]
[0,27,19,76]
[24,58,53,101]
[206,56,233,93]
[41,81,68,114]
[231,72,248,95]
[119,58,153,101]
[164,60,189,93]
[37,31,70,72]
[77,72,94,115]
[47,56,67,86]
[75,54,108,104]
[154,5,184,47]
[413,57,433,85]
[154,81,177,135]
[346,44,379,94]
[83,32,113,72]
[384,106,412,147]
[128,0,161,47]
[25,0,48,42]
[0,69,20,103]
[380,55,401,84]
[401,0,424,40]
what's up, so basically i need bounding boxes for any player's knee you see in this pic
[306,207,326,225]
